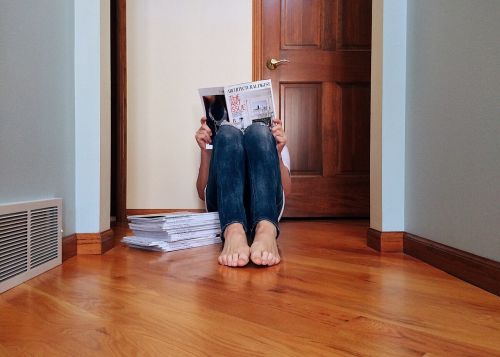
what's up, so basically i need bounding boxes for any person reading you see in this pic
[195,118,291,267]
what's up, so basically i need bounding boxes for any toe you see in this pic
[261,251,269,265]
[270,249,279,265]
[266,252,274,266]
[237,252,249,266]
[227,254,234,266]
[218,255,223,265]
[231,253,239,267]
[251,248,263,265]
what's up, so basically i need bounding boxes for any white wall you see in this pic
[0,0,76,235]
[370,0,407,231]
[127,0,252,209]
[405,0,500,261]
[75,0,111,233]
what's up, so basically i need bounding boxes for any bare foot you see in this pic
[218,223,250,267]
[250,221,281,266]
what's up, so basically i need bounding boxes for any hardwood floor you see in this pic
[1,220,499,356]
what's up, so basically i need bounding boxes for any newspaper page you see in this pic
[224,79,275,130]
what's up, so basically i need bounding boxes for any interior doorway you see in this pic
[110,0,372,220]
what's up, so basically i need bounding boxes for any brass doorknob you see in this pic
[266,58,290,70]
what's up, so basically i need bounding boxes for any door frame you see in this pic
[111,0,127,223]
[252,0,264,81]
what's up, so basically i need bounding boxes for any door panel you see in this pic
[336,82,370,174]
[338,0,372,49]
[281,0,322,48]
[261,0,372,217]
[281,83,323,175]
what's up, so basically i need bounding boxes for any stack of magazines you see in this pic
[122,212,222,252]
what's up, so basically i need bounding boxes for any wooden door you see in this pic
[256,0,372,217]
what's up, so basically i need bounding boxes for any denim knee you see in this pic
[244,123,275,151]
[215,125,244,149]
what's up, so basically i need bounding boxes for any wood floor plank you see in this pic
[327,316,498,357]
[0,220,499,356]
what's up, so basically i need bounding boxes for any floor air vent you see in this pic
[0,199,62,293]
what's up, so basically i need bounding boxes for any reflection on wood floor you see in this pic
[1,220,499,356]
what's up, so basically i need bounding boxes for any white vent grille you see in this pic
[30,207,59,269]
[0,211,28,282]
[0,199,62,293]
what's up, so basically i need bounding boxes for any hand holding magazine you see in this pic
[199,79,276,149]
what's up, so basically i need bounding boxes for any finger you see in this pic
[201,124,212,135]
[196,138,206,149]
[196,132,210,146]
[272,118,282,125]
[275,139,286,147]
[198,127,212,139]
[200,117,207,125]
[202,132,212,144]
[273,132,284,139]
[195,131,203,141]
[275,137,286,147]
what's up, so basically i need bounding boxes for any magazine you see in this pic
[122,212,222,252]
[198,79,275,149]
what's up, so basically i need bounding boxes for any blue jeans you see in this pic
[205,124,284,240]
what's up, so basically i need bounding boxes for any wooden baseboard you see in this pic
[404,233,500,296]
[126,209,205,216]
[367,228,404,252]
[76,229,115,255]
[62,234,77,261]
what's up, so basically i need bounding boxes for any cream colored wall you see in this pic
[127,0,252,209]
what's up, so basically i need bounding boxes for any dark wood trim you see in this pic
[252,0,263,81]
[126,209,206,216]
[62,234,77,262]
[111,0,127,223]
[76,229,115,255]
[404,233,500,296]
[367,228,403,252]
[101,229,116,254]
